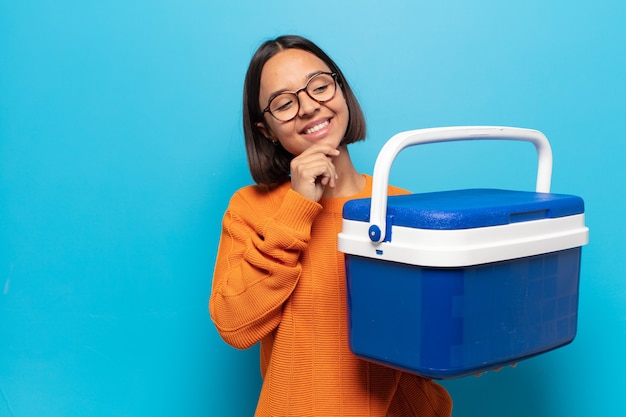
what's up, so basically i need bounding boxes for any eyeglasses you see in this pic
[262,72,338,122]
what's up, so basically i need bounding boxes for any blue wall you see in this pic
[1,1,624,416]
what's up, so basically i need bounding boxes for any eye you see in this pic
[307,73,335,98]
[311,83,330,95]
[271,94,295,113]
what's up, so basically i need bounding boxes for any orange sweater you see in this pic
[210,175,452,417]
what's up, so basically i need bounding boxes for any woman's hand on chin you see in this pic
[289,144,341,202]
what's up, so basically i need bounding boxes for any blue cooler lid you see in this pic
[342,189,584,230]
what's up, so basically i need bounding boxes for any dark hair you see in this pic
[243,35,367,185]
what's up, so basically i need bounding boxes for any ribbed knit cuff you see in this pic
[273,189,323,236]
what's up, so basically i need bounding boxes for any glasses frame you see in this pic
[262,72,338,122]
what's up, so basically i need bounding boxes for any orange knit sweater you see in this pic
[210,175,452,417]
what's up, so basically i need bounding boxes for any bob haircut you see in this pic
[243,35,367,185]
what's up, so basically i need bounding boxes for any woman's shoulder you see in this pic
[227,181,292,211]
[388,183,411,196]
[234,180,291,198]
[361,174,411,197]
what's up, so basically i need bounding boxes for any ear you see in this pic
[256,121,275,142]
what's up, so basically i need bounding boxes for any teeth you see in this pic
[305,120,329,134]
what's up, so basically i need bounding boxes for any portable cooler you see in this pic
[338,126,589,379]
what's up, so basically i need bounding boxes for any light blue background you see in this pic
[1,1,624,416]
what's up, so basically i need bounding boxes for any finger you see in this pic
[298,161,335,186]
[290,157,337,200]
[291,153,337,180]
[299,144,340,159]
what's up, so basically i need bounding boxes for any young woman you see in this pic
[210,35,452,417]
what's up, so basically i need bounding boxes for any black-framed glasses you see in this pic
[262,72,338,122]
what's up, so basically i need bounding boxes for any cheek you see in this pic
[333,96,350,126]
[333,90,350,116]
[266,120,296,142]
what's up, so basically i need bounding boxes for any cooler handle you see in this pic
[368,126,553,243]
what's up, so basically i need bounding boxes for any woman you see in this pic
[210,35,452,417]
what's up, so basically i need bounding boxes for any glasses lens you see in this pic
[268,93,298,122]
[306,73,336,102]
[267,73,337,122]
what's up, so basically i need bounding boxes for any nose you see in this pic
[297,90,320,117]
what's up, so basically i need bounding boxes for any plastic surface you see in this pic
[339,126,588,379]
[338,187,588,267]
[344,188,584,230]
[346,247,582,379]
[368,126,553,242]
[340,212,587,267]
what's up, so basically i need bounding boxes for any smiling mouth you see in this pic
[304,120,330,135]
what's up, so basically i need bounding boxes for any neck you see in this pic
[322,146,365,199]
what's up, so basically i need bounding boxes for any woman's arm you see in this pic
[209,187,322,349]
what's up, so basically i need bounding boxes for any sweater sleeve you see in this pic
[210,187,322,349]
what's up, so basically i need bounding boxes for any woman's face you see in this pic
[256,49,350,156]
